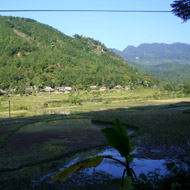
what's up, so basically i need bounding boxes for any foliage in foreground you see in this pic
[134,162,190,190]
[171,0,190,22]
[51,119,136,189]
[51,118,190,189]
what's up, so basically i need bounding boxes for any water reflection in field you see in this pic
[31,126,169,189]
[96,147,167,178]
[32,145,168,189]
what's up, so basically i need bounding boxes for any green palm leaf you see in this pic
[51,155,106,181]
[102,119,132,158]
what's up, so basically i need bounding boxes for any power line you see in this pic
[0,9,171,13]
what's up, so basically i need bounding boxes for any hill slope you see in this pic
[113,43,190,84]
[0,16,160,91]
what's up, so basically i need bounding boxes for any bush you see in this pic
[183,83,190,94]
[12,104,29,111]
[68,94,82,105]
[133,162,190,190]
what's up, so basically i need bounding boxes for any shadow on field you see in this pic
[0,101,190,189]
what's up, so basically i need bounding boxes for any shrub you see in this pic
[183,83,190,94]
[68,94,82,105]
[12,104,29,111]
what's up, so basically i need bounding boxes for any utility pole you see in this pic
[9,100,11,119]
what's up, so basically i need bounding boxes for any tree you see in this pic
[171,0,190,22]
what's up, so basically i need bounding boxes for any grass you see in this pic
[0,89,190,187]
[0,88,188,118]
[1,89,190,149]
[1,102,190,166]
[183,109,190,114]
[0,115,108,171]
[0,115,63,148]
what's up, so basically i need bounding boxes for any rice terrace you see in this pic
[0,88,190,189]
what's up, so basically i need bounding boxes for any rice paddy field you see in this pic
[0,89,190,189]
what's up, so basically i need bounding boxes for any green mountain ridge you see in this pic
[0,16,159,91]
[113,43,190,66]
[113,43,190,84]
[128,62,190,84]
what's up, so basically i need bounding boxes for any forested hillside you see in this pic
[0,16,159,91]
[113,43,190,84]
[128,62,190,84]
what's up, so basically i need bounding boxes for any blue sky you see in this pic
[1,0,190,50]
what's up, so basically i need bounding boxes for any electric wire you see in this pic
[0,9,172,13]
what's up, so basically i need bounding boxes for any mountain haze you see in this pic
[114,43,190,66]
[0,16,159,91]
[113,43,190,84]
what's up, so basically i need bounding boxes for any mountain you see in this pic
[0,16,160,91]
[113,43,190,84]
[113,43,190,66]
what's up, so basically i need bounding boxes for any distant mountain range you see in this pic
[0,16,160,91]
[113,43,190,84]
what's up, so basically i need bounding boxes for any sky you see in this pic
[0,0,190,50]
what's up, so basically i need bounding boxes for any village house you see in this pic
[99,86,107,91]
[125,85,130,91]
[25,88,33,92]
[0,89,7,95]
[115,85,122,89]
[44,87,54,92]
[56,87,65,92]
[90,86,97,90]
[9,89,16,93]
[64,87,72,93]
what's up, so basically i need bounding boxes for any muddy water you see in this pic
[95,147,167,178]
[32,127,169,190]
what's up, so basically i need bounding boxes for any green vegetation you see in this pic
[133,163,190,190]
[0,15,190,188]
[51,119,136,189]
[0,117,107,170]
[68,93,82,105]
[1,88,188,119]
[0,96,190,189]
[0,16,159,91]
[113,43,190,84]
[51,118,190,190]
[114,43,190,66]
[171,0,190,22]
[183,83,190,94]
[129,62,190,84]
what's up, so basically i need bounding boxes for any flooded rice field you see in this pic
[31,144,172,189]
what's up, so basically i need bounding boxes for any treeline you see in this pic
[0,16,160,91]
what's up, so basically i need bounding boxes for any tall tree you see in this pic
[171,0,190,22]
